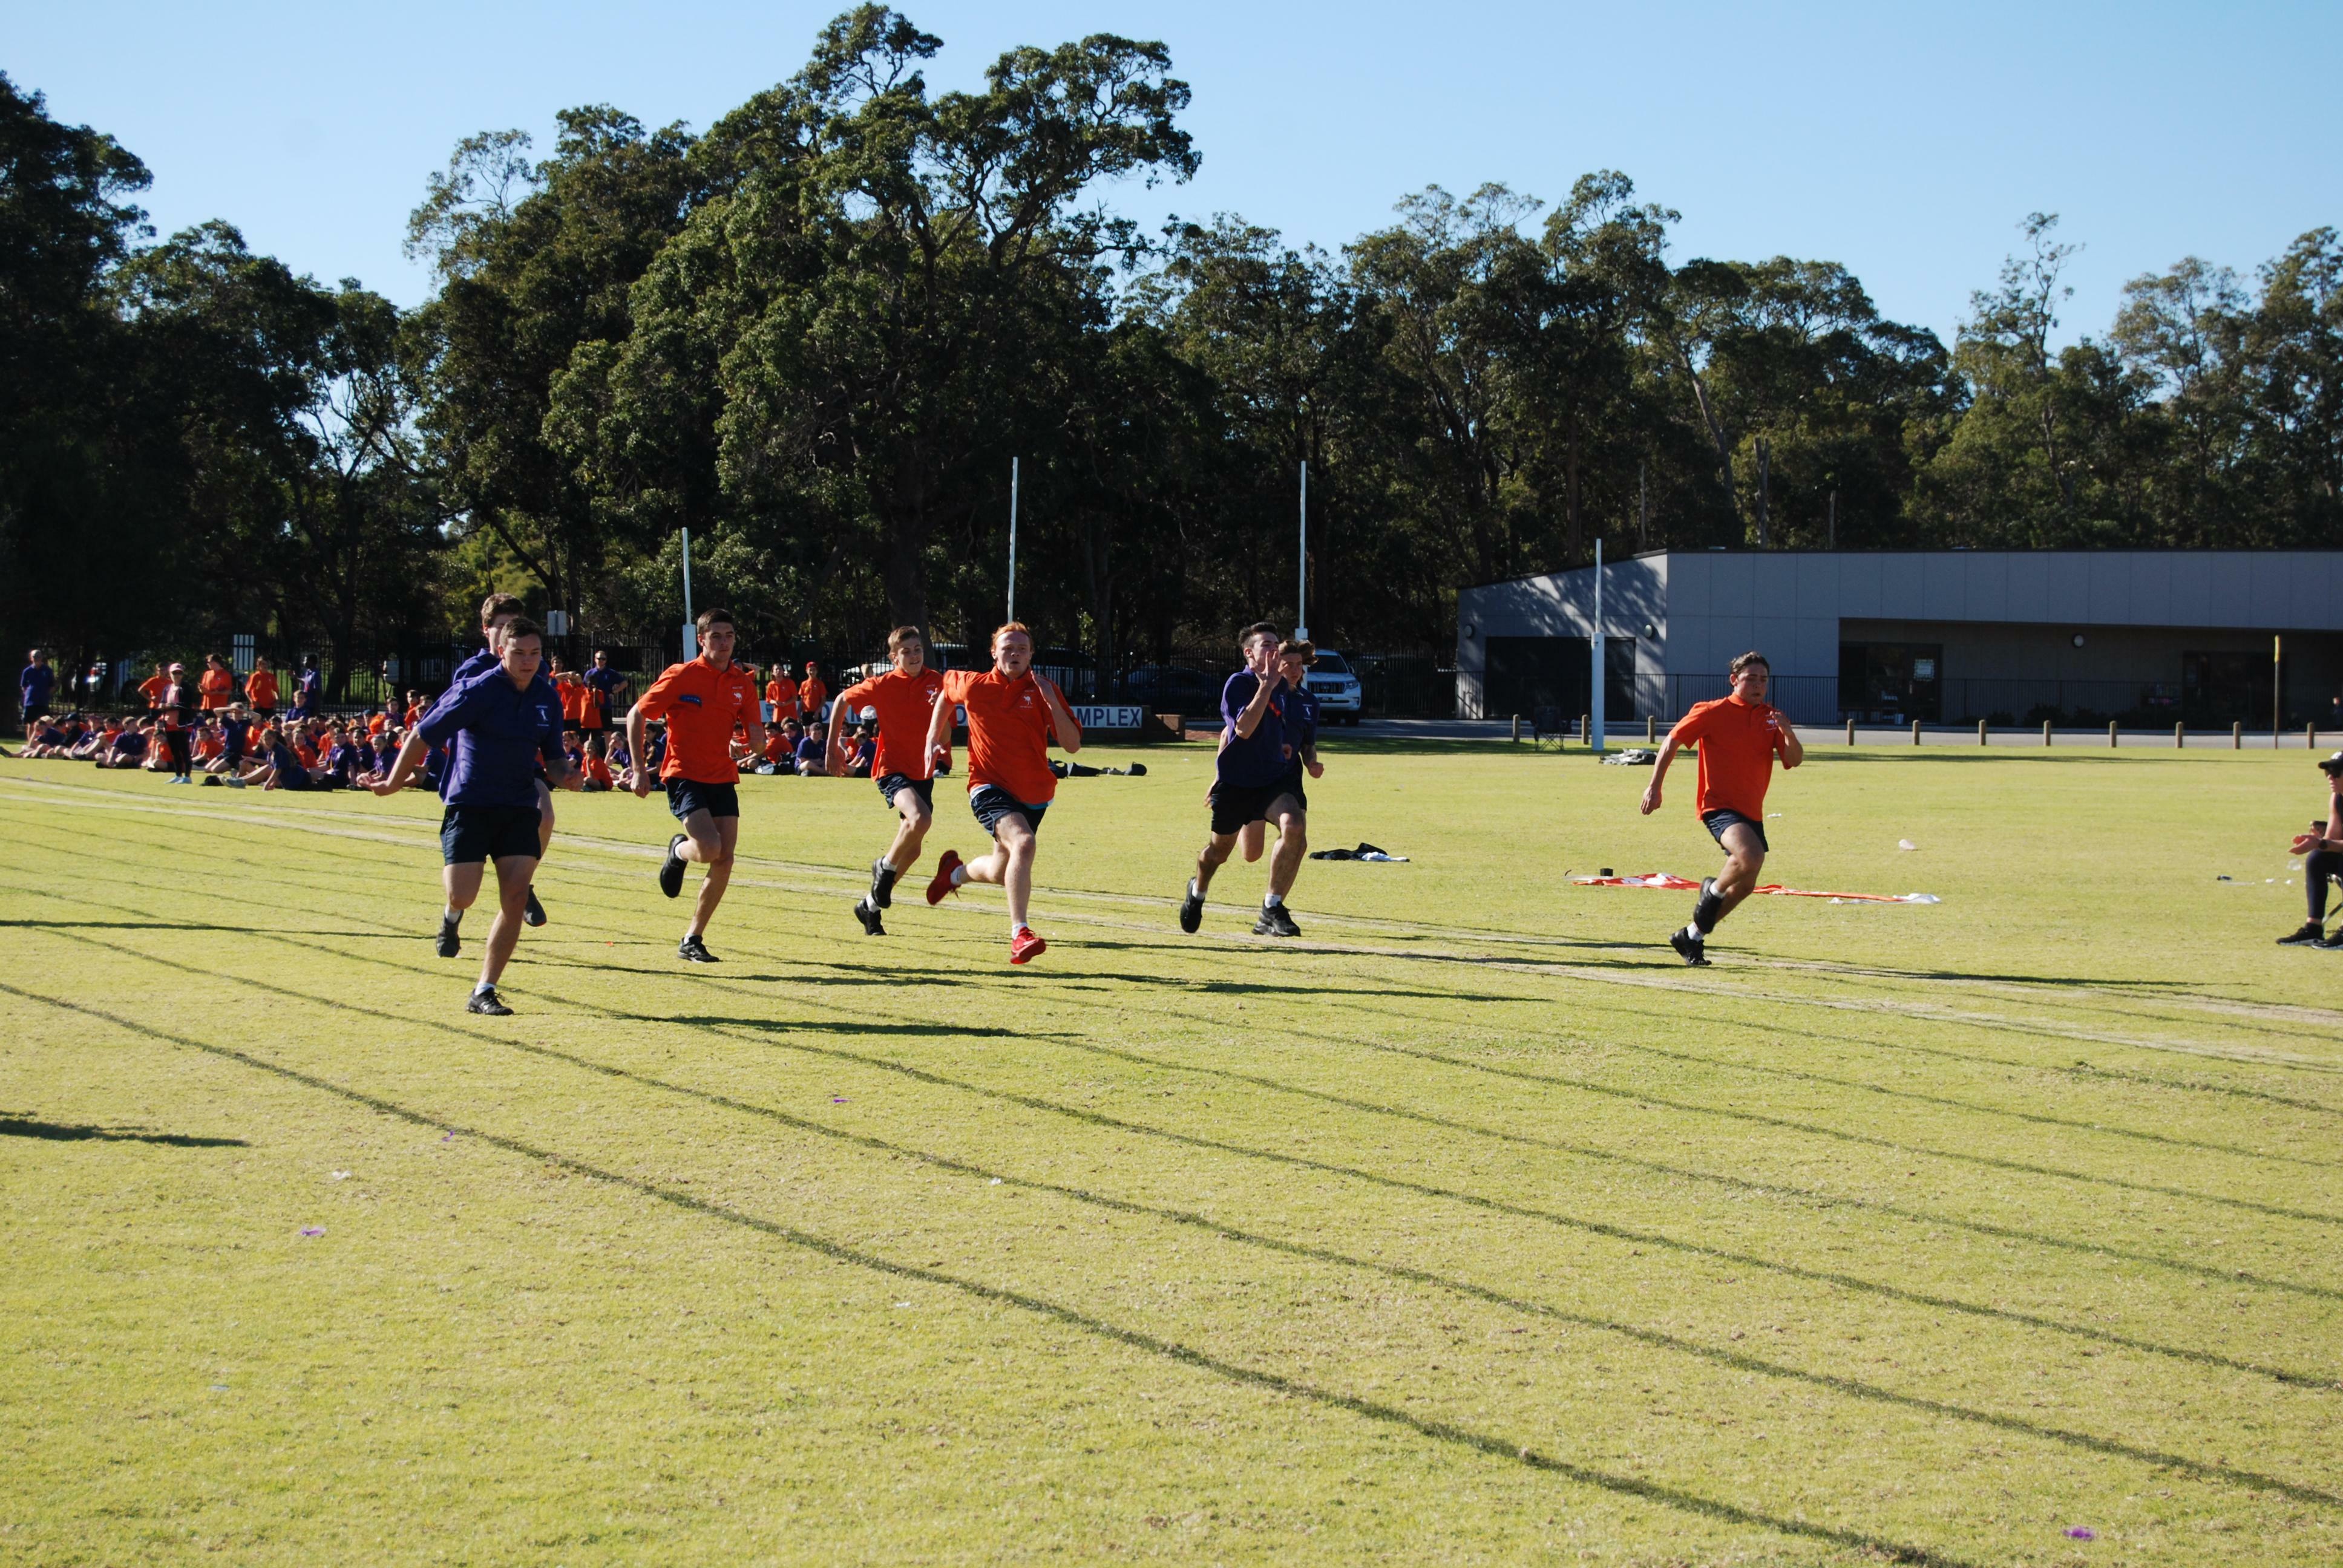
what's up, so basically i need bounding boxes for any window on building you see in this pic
[1839,642,1942,722]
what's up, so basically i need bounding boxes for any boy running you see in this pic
[449,593,555,927]
[1238,639,1325,866]
[626,609,764,964]
[829,626,949,936]
[373,617,577,1014]
[920,622,1083,964]
[1181,623,1308,937]
[1639,651,1803,964]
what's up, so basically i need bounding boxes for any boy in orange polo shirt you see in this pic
[798,661,828,723]
[764,666,798,727]
[830,625,949,936]
[626,608,765,964]
[920,621,1083,964]
[245,656,280,718]
[1639,650,1803,965]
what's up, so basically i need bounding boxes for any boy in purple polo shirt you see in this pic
[1178,622,1309,937]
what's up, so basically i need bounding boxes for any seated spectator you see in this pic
[580,732,614,791]
[67,720,111,760]
[843,724,876,779]
[605,732,632,776]
[23,716,72,757]
[99,719,149,769]
[191,720,225,768]
[793,720,829,777]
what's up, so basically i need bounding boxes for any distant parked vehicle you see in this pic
[1122,664,1218,712]
[1305,649,1364,723]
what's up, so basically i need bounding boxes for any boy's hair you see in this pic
[1240,621,1281,652]
[1279,639,1317,665]
[992,621,1032,648]
[503,616,544,644]
[887,625,925,653]
[480,592,526,628]
[1728,651,1770,678]
[695,607,735,635]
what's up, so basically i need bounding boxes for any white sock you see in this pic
[1264,892,1283,907]
[1187,878,1200,899]
[472,979,494,995]
[1013,922,1031,937]
[950,863,969,887]
[444,907,462,925]
[1683,922,1705,941]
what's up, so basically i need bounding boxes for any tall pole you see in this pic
[1006,457,1020,624]
[1590,537,1606,754]
[1295,460,1310,641]
[680,526,696,659]
[2275,633,2283,740]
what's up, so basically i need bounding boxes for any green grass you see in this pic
[2,739,2339,1566]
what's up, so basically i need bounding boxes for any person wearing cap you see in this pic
[2279,752,2343,949]
[157,662,198,782]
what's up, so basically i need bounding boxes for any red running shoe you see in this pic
[1009,927,1047,965]
[925,848,964,906]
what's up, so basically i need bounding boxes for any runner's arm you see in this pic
[370,730,433,797]
[1639,736,1683,815]
[1037,676,1082,753]
[1774,713,1804,769]
[623,701,654,794]
[924,685,956,770]
[1230,674,1276,740]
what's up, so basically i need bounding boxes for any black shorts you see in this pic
[1702,808,1769,854]
[1277,764,1308,815]
[666,778,741,823]
[969,785,1046,837]
[879,774,934,812]
[442,804,543,866]
[1209,779,1298,837]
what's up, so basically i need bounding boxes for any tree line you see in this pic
[4,7,2338,690]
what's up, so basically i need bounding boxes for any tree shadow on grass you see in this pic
[0,1112,245,1148]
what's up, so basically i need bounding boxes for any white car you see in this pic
[1305,649,1364,724]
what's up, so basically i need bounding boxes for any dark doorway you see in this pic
[1840,642,1942,722]
[2183,651,2272,727]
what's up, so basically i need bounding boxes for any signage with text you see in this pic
[1072,704,1146,730]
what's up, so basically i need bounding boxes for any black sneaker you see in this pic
[523,886,547,927]
[1669,926,1710,966]
[1254,903,1302,938]
[870,858,899,910]
[1179,881,1204,934]
[466,986,513,1016]
[854,897,887,936]
[678,935,719,963]
[2278,922,2325,946]
[435,913,462,959]
[2315,929,2343,951]
[659,834,688,899]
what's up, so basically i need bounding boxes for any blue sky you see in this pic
[11,1,2336,344]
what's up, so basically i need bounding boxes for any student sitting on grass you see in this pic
[22,716,74,757]
[793,720,830,776]
[67,720,110,760]
[97,719,149,769]
[580,732,614,791]
[842,723,876,779]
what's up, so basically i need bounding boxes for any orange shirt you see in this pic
[638,656,759,784]
[368,712,388,736]
[765,674,798,714]
[557,675,588,724]
[139,675,169,707]
[799,676,828,715]
[835,668,947,780]
[246,669,280,709]
[1668,696,1786,820]
[940,667,1075,805]
[582,754,614,789]
[198,668,236,709]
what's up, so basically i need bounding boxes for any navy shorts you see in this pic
[1209,779,1298,837]
[1702,808,1769,854]
[442,805,543,866]
[666,778,740,823]
[969,785,1046,837]
[879,774,934,812]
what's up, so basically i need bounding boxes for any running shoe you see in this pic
[1009,927,1047,965]
[466,986,513,1016]
[435,913,462,959]
[659,834,688,899]
[1253,903,1302,938]
[871,857,899,909]
[1178,881,1204,934]
[1669,927,1710,966]
[678,935,719,963]
[854,897,887,937]
[523,886,547,927]
[2278,921,2325,946]
[2315,929,2343,951]
[926,849,963,906]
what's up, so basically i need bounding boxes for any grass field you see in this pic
[2,737,2339,1566]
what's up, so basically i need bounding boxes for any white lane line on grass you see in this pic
[7,772,2332,1072]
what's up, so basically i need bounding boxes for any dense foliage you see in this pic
[3,10,2338,678]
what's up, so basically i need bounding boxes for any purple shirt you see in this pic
[418,666,563,809]
[1216,670,1288,789]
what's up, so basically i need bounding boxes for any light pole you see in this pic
[1590,538,1606,755]
[680,526,696,659]
[1294,460,1309,641]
